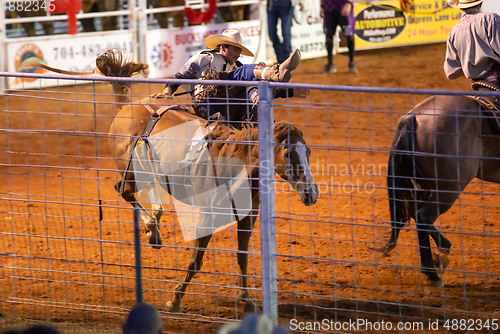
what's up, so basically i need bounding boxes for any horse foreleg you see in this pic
[165,234,212,313]
[416,183,463,286]
[237,211,260,313]
[120,183,163,248]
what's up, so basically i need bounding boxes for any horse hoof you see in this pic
[429,278,443,288]
[433,252,450,270]
[244,300,261,313]
[147,231,162,248]
[165,301,182,313]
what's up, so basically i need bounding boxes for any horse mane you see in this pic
[95,50,149,104]
[274,123,303,144]
[208,122,303,161]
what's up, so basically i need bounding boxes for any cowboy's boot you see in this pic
[253,49,301,82]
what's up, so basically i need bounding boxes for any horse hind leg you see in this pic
[429,226,451,270]
[237,212,260,313]
[165,234,213,313]
[415,190,457,287]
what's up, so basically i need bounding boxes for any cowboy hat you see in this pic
[448,0,483,9]
[204,29,254,57]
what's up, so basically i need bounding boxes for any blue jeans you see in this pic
[202,64,259,120]
[227,64,258,81]
[267,0,293,63]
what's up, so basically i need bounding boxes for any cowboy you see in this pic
[444,0,500,84]
[156,29,308,120]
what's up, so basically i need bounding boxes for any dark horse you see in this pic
[381,94,500,287]
[96,51,319,312]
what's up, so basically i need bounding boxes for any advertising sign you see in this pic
[483,0,500,14]
[145,21,262,78]
[290,0,327,61]
[7,31,134,89]
[353,0,462,50]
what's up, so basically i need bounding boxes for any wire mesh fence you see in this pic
[1,72,500,333]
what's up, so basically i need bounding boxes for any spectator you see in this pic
[444,0,500,84]
[122,303,163,334]
[267,0,304,63]
[320,0,357,73]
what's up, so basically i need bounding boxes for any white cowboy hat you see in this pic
[204,29,254,57]
[448,0,483,9]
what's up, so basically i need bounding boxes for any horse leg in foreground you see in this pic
[117,180,164,247]
[164,125,318,313]
[165,209,260,313]
[383,95,487,286]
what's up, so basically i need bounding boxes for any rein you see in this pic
[117,106,176,196]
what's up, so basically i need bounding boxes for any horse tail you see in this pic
[95,50,149,104]
[380,113,427,254]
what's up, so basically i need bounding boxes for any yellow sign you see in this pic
[353,0,463,49]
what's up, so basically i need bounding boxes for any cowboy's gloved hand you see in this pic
[293,88,309,98]
[151,87,173,99]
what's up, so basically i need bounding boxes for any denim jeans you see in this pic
[227,64,258,81]
[200,64,259,120]
[267,0,293,63]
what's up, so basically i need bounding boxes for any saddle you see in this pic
[116,100,225,196]
[469,80,500,134]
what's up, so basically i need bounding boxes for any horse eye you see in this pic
[284,150,292,159]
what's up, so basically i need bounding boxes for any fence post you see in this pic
[0,6,6,91]
[137,0,148,63]
[257,81,278,325]
[133,209,143,304]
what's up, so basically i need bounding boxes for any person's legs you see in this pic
[278,0,294,63]
[341,13,357,73]
[323,10,339,73]
[267,3,283,62]
[252,49,301,82]
[324,35,335,73]
[346,36,357,72]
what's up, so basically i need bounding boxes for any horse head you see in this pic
[274,124,319,206]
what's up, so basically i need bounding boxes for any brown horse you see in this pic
[97,50,319,312]
[381,94,500,287]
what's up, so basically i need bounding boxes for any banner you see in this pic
[7,31,134,89]
[483,0,500,14]
[353,0,462,50]
[290,0,326,61]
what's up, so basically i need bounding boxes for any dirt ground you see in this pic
[2,42,500,334]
